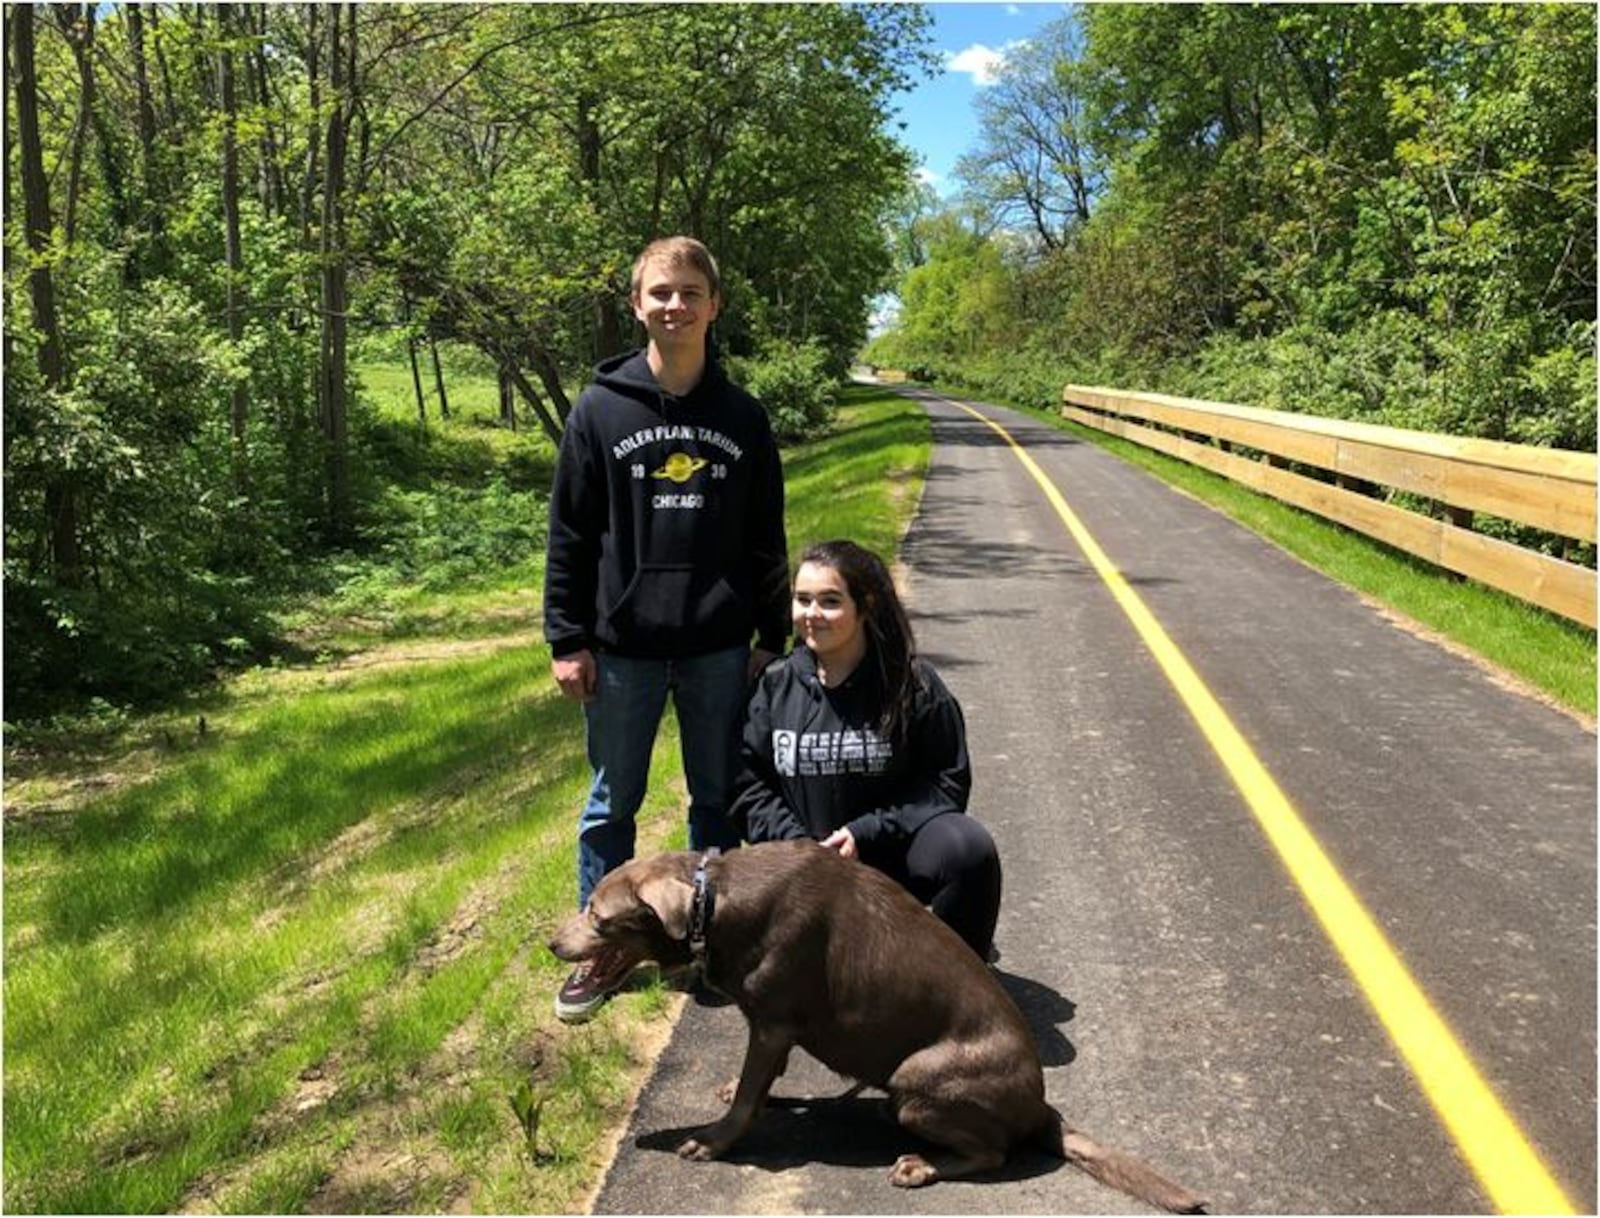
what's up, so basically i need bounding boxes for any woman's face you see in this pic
[792,561,865,663]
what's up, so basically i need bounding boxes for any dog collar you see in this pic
[688,848,719,964]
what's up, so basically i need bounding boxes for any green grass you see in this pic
[5,649,593,1212]
[273,358,559,661]
[356,352,512,429]
[928,378,1597,719]
[784,387,931,557]
[2,382,929,1215]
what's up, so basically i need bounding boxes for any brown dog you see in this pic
[548,841,1203,1211]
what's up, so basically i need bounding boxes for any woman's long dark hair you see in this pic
[798,540,921,746]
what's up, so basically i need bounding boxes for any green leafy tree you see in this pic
[3,2,937,714]
[956,11,1103,251]
[874,3,1594,457]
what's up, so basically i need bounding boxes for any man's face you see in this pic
[632,257,720,353]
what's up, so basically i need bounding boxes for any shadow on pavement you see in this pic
[634,1091,1063,1186]
[995,968,1078,1067]
[903,518,1092,581]
[908,397,1083,452]
[631,967,1081,1186]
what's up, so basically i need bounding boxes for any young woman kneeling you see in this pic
[730,539,1001,961]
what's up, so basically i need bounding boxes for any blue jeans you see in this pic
[577,645,748,909]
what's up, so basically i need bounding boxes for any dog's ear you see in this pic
[634,874,695,940]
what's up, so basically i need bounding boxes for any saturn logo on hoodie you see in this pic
[653,452,709,483]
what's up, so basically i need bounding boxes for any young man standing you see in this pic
[543,237,789,1022]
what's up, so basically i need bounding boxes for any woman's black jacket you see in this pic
[730,645,972,847]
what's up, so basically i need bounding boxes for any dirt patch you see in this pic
[291,1064,342,1117]
[305,816,396,884]
[413,891,494,974]
[4,747,174,824]
[305,1147,470,1215]
[319,633,540,676]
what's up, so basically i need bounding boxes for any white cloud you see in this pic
[945,43,1008,87]
[914,166,942,187]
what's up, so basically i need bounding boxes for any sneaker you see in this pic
[554,949,628,1024]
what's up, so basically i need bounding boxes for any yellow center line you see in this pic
[942,396,1574,1216]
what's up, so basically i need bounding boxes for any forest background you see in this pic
[5,2,1595,720]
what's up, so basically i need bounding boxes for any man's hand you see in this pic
[553,649,597,702]
[820,827,858,859]
[747,647,777,682]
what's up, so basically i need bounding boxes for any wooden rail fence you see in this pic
[1062,385,1597,629]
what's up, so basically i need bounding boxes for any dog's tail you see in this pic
[1038,1108,1205,1214]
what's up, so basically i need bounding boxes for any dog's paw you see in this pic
[676,1135,723,1162]
[889,1153,939,1188]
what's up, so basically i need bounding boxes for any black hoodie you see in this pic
[544,349,788,660]
[731,646,972,847]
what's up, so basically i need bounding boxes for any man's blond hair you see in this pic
[630,236,722,301]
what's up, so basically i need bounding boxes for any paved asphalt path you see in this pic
[591,388,1596,1215]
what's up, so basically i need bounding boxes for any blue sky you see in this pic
[890,2,1073,196]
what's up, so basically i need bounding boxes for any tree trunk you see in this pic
[55,3,94,245]
[245,5,284,216]
[12,6,79,581]
[407,334,427,428]
[318,2,353,543]
[429,333,451,419]
[148,4,179,130]
[64,4,129,239]
[499,364,517,431]
[217,4,249,491]
[502,360,564,447]
[577,91,622,358]
[403,296,427,428]
[298,4,322,243]
[125,3,162,250]
[527,344,574,425]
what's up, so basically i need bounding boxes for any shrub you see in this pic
[324,479,549,613]
[728,341,839,442]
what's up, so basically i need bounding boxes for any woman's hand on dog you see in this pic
[820,828,858,859]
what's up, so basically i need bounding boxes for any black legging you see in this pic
[859,812,1002,960]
